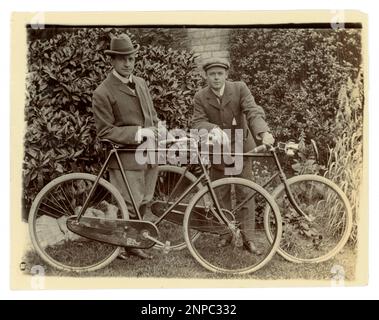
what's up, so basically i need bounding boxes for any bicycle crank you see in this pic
[66,216,159,249]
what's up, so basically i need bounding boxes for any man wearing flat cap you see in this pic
[192,57,275,255]
[92,34,159,260]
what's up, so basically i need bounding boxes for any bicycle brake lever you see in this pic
[277,142,287,151]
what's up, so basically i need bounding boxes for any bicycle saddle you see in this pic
[99,138,139,149]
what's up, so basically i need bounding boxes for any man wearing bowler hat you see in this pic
[92,34,159,260]
[192,57,275,255]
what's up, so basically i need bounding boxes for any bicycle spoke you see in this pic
[49,190,72,216]
[56,185,74,214]
[29,174,127,272]
[91,187,111,210]
[37,206,64,219]
[231,189,258,216]
[151,166,201,251]
[184,178,281,274]
[266,175,352,263]
[59,184,76,213]
[39,200,70,217]
[188,216,227,227]
[41,191,64,211]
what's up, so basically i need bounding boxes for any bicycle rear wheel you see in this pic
[150,165,201,251]
[183,178,282,274]
[264,175,353,263]
[28,173,128,272]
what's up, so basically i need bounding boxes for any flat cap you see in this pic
[202,58,230,72]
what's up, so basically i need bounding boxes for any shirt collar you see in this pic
[211,83,225,97]
[113,69,133,84]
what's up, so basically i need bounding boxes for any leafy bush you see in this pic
[229,28,362,164]
[27,27,188,50]
[24,27,202,212]
[291,132,326,175]
[135,45,203,128]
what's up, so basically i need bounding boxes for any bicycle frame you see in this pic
[75,143,233,229]
[194,147,313,222]
[242,149,314,222]
[75,140,312,229]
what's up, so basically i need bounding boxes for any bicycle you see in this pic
[28,137,282,274]
[158,140,353,264]
[257,142,353,263]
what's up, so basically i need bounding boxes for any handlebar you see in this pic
[247,141,300,156]
[249,144,269,154]
[103,135,306,158]
[159,137,194,146]
[159,138,302,158]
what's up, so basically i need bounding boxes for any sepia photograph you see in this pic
[10,11,367,289]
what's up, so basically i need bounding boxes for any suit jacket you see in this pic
[192,80,269,169]
[92,72,158,170]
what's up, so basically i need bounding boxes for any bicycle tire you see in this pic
[264,174,353,263]
[28,173,128,272]
[183,177,282,274]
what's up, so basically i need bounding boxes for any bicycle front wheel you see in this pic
[183,178,282,274]
[264,175,353,263]
[28,173,128,272]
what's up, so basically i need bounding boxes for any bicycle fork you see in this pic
[272,151,315,223]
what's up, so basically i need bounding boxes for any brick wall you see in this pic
[186,28,231,67]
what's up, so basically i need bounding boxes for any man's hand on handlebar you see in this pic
[260,132,275,146]
[208,127,230,146]
[137,127,158,142]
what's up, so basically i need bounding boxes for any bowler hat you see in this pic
[202,58,230,72]
[105,34,140,56]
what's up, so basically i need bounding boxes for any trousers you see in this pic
[109,165,159,219]
[210,158,256,241]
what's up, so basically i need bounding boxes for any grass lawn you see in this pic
[24,244,356,281]
[25,200,357,282]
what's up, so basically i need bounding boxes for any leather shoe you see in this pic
[118,248,152,260]
[244,241,262,255]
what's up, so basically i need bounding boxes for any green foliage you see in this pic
[291,132,326,175]
[135,45,203,128]
[27,27,188,50]
[325,74,364,244]
[229,28,362,164]
[24,27,202,210]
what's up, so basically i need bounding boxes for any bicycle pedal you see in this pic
[233,230,244,247]
[162,241,171,254]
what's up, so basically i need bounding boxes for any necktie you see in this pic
[215,92,222,105]
[127,81,135,90]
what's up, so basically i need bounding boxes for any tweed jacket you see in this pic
[192,80,269,168]
[92,72,158,170]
